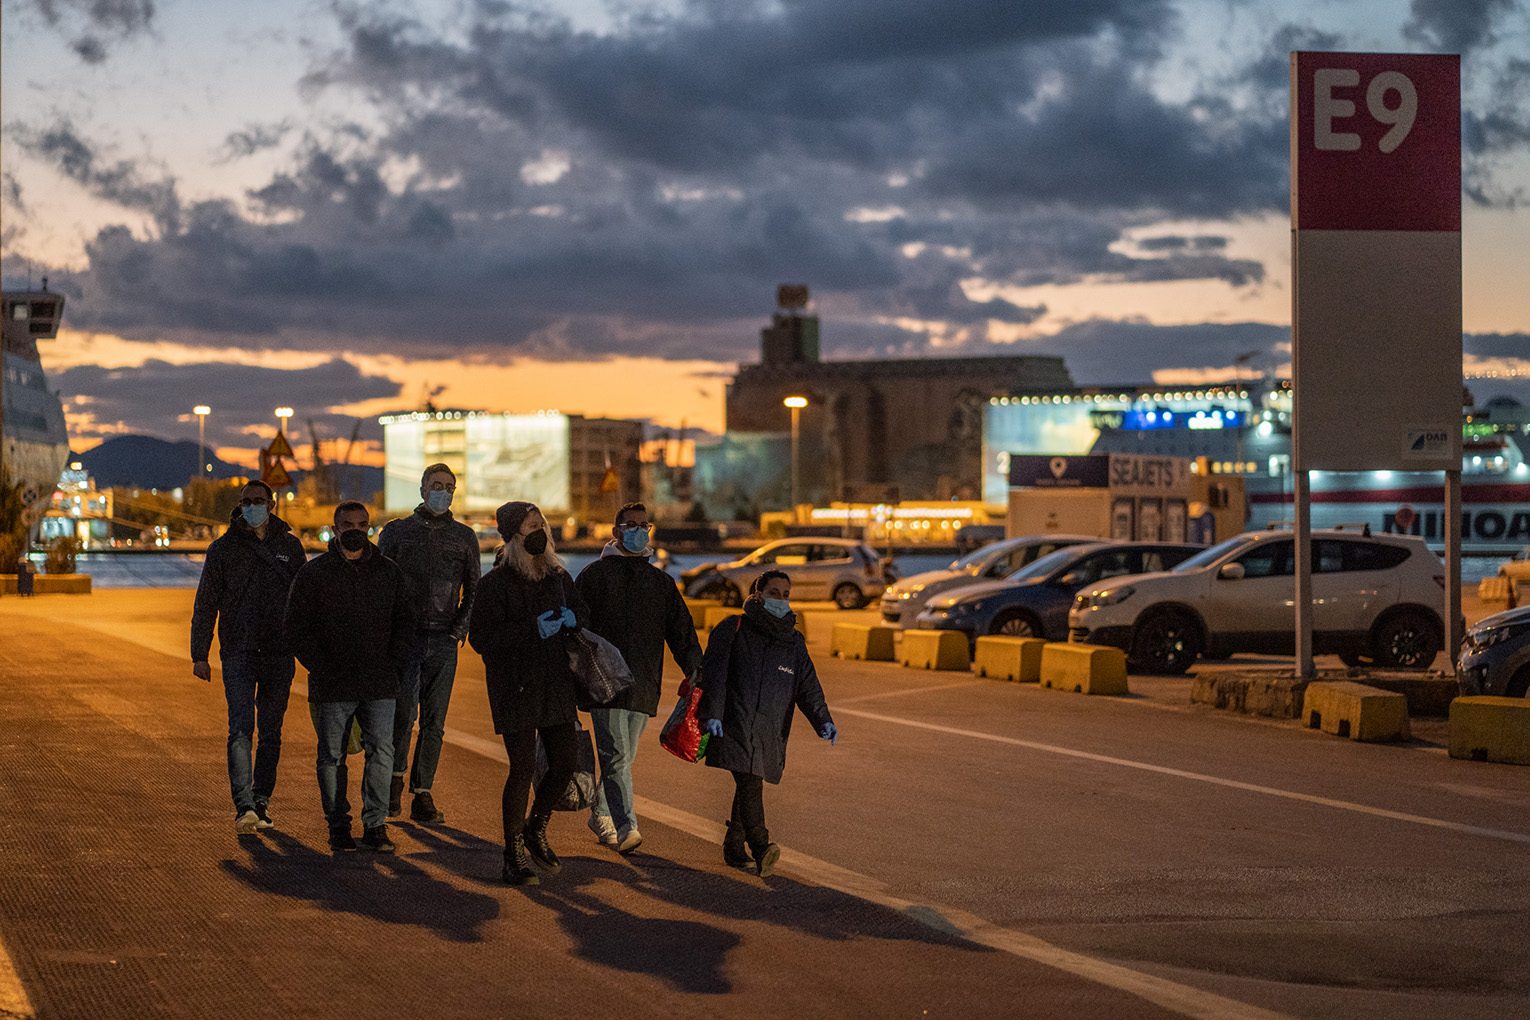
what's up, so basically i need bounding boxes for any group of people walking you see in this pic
[190,464,837,883]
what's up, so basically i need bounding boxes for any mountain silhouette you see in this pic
[74,434,382,499]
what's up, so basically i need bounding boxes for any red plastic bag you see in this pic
[659,675,711,763]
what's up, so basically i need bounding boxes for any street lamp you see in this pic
[784,395,808,513]
[274,406,294,433]
[192,405,211,477]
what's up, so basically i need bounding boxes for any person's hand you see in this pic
[192,661,212,682]
[819,722,837,745]
[560,605,578,631]
[702,718,723,738]
[537,610,562,639]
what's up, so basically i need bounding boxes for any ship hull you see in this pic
[3,349,70,527]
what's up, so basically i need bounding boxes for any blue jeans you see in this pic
[314,699,395,829]
[589,707,648,831]
[220,652,295,813]
[392,630,458,793]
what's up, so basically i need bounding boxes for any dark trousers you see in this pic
[501,724,576,848]
[220,652,295,812]
[393,630,458,793]
[730,771,768,849]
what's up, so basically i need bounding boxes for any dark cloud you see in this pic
[217,121,294,162]
[1404,0,1521,53]
[1136,235,1229,253]
[1022,319,1290,385]
[54,357,401,449]
[8,121,180,230]
[10,0,155,63]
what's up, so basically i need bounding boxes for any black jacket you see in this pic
[377,506,481,638]
[284,540,415,703]
[698,601,833,784]
[190,510,307,661]
[575,544,703,716]
[469,562,589,733]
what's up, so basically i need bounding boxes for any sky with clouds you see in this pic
[3,0,1528,467]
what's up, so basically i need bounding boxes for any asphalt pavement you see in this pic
[2,589,1528,1019]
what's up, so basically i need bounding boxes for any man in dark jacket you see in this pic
[378,462,480,824]
[190,480,306,834]
[285,501,414,853]
[575,501,702,854]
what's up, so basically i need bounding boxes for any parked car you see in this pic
[880,534,1095,627]
[1459,605,1530,697]
[681,537,894,609]
[1497,547,1530,602]
[1067,529,1447,674]
[913,542,1201,643]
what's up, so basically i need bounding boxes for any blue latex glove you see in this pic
[559,605,578,631]
[819,722,838,745]
[536,610,562,640]
[702,718,723,738]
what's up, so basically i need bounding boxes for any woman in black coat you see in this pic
[698,569,836,877]
[468,501,589,886]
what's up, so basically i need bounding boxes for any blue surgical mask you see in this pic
[241,504,269,529]
[763,598,791,619]
[620,526,649,554]
[426,490,453,514]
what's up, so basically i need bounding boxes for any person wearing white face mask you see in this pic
[191,480,307,834]
[377,463,480,824]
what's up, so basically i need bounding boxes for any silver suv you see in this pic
[682,538,892,609]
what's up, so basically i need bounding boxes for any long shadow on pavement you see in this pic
[220,831,501,944]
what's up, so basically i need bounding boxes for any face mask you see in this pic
[522,529,548,556]
[339,529,368,552]
[763,598,791,619]
[241,504,269,529]
[425,490,453,514]
[620,526,649,554]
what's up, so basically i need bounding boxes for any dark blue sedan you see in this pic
[910,542,1201,642]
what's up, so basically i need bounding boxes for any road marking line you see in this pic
[836,680,985,705]
[422,714,1287,1020]
[837,706,1530,846]
[0,935,37,1020]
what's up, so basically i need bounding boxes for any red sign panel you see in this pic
[1292,51,1459,231]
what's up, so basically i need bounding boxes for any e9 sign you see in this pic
[1293,52,1459,232]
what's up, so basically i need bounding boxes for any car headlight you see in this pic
[1467,620,1530,650]
[1085,586,1135,609]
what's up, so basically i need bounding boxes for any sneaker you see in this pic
[234,809,260,834]
[253,802,275,831]
[362,826,396,853]
[328,826,357,853]
[754,842,781,878]
[410,791,444,824]
[388,775,404,817]
[587,814,619,848]
[616,826,643,856]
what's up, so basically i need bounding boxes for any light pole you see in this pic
[275,406,294,434]
[784,395,808,514]
[192,405,211,478]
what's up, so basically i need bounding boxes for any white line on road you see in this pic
[835,679,986,705]
[837,706,1530,846]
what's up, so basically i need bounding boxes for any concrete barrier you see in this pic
[2,573,93,595]
[1191,673,1308,719]
[972,636,1046,682]
[1478,576,1514,608]
[682,598,712,631]
[830,623,896,661]
[703,606,808,642]
[898,629,971,671]
[1039,643,1128,695]
[1302,681,1410,742]
[1449,696,1530,765]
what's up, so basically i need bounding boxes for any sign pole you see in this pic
[1294,469,1315,678]
[1445,468,1462,676]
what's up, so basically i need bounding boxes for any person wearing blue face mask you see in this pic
[191,480,307,834]
[575,501,704,854]
[377,463,480,824]
[698,569,837,877]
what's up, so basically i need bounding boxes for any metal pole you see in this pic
[790,405,801,513]
[1294,468,1314,678]
[1444,468,1463,677]
[197,414,206,479]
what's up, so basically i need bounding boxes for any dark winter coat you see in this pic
[469,561,589,733]
[284,540,415,703]
[377,506,481,638]
[575,543,703,716]
[190,509,307,661]
[698,600,833,784]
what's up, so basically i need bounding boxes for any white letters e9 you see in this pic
[1314,68,1417,154]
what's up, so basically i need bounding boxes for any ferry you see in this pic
[1,284,69,535]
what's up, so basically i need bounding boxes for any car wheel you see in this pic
[720,582,743,608]
[833,583,866,610]
[1370,610,1440,669]
[990,610,1041,639]
[1128,609,1202,675]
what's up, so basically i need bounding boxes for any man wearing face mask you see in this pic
[574,501,702,854]
[286,501,415,853]
[377,463,480,824]
[191,480,308,834]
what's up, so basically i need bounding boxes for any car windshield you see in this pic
[1173,535,1257,572]
[950,545,1008,573]
[1009,547,1079,582]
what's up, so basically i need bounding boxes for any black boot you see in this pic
[388,775,404,817]
[746,827,779,878]
[723,820,750,868]
[524,811,561,873]
[502,836,540,886]
[410,791,444,824]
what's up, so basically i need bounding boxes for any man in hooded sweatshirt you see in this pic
[378,462,480,824]
[191,479,307,834]
[285,501,414,853]
[574,501,703,854]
